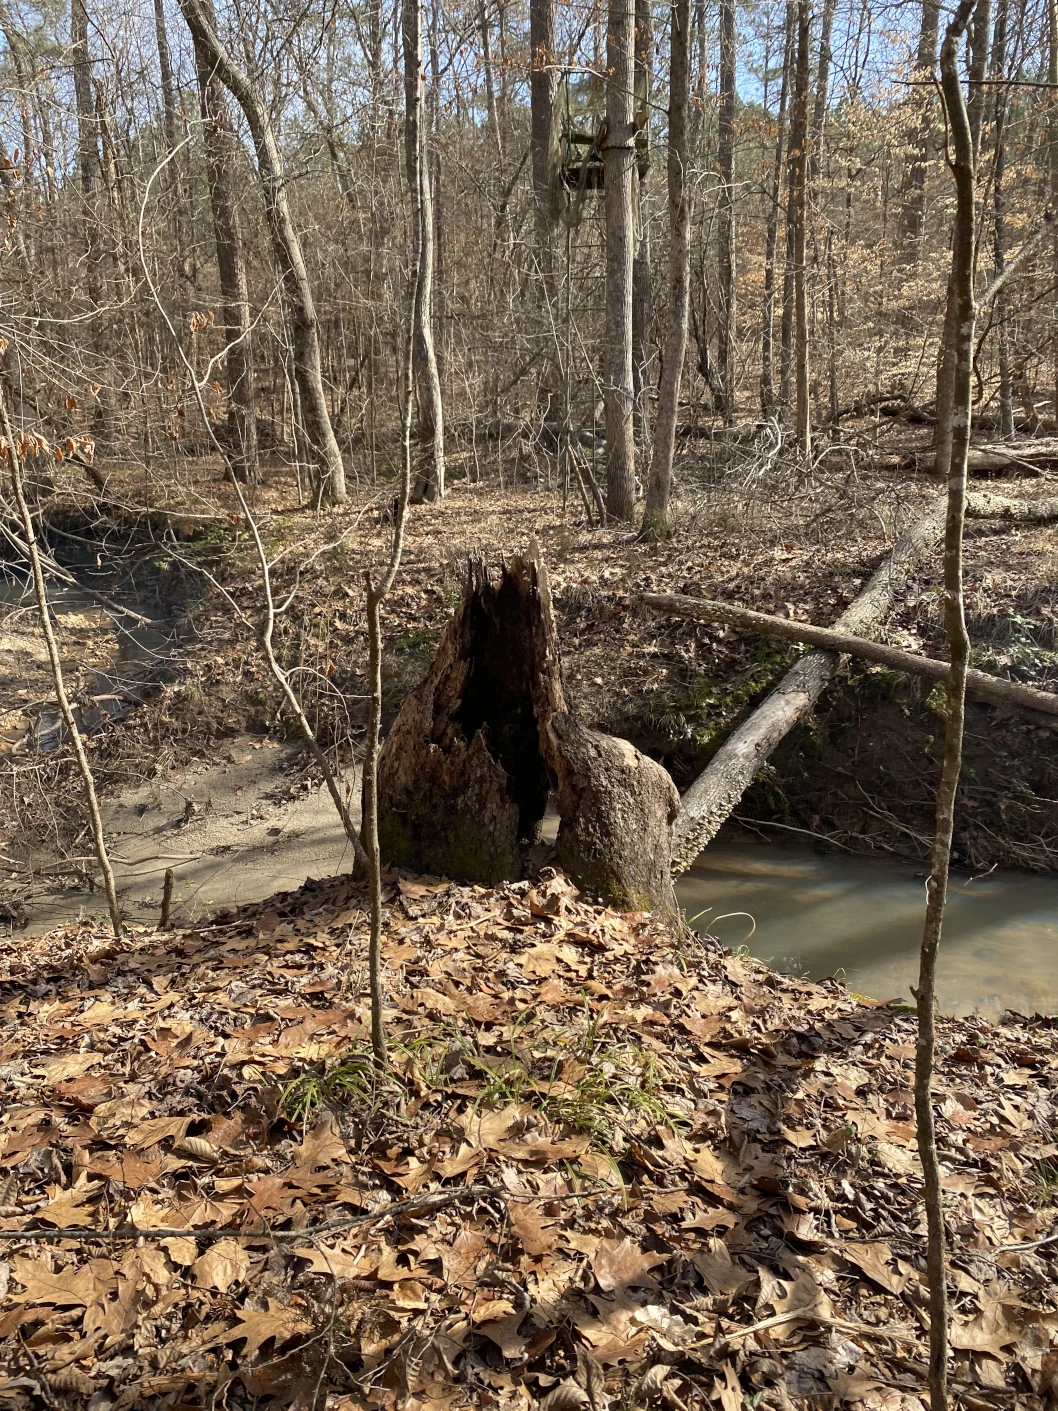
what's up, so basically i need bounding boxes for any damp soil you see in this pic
[3,475,1057,989]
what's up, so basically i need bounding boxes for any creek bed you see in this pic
[676,833,1058,1017]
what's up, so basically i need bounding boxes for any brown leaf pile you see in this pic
[0,870,1055,1409]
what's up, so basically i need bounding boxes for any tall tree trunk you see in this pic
[809,0,836,181]
[642,0,691,540]
[529,0,559,251]
[192,15,260,484]
[631,0,654,450]
[604,0,637,521]
[152,0,193,301]
[71,0,101,302]
[1050,0,1058,423]
[716,0,736,420]
[992,0,1014,440]
[789,0,811,457]
[177,0,347,505]
[762,3,794,416]
[71,0,111,442]
[903,0,941,251]
[480,0,505,172]
[917,7,977,1407]
[934,0,989,475]
[404,0,445,502]
[529,0,560,434]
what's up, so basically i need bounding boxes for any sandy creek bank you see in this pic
[3,482,1058,1018]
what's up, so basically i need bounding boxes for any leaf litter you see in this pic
[0,868,1054,1408]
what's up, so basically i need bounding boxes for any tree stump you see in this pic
[375,554,680,916]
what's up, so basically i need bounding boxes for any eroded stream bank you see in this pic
[3,487,1058,1018]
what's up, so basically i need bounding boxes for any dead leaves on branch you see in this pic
[0,870,1054,1408]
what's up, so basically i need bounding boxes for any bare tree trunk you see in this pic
[809,0,836,182]
[192,19,260,484]
[0,386,121,938]
[177,0,347,505]
[363,277,415,1069]
[762,3,794,416]
[933,0,989,476]
[716,0,736,420]
[480,0,505,172]
[71,0,112,443]
[604,0,637,521]
[917,10,977,1407]
[631,0,654,451]
[530,0,559,250]
[789,0,811,456]
[1050,0,1058,424]
[404,0,445,502]
[903,0,941,251]
[642,0,691,541]
[992,0,1014,440]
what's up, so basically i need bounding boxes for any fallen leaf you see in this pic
[592,1238,667,1294]
[200,1297,311,1359]
[839,1240,910,1297]
[192,1238,251,1293]
[691,1238,755,1296]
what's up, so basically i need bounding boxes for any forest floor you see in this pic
[4,423,1058,937]
[0,869,1055,1410]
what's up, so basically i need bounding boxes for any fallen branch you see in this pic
[965,489,1058,521]
[667,490,1058,872]
[667,500,947,872]
[642,592,1058,715]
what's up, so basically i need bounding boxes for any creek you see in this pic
[675,834,1058,1018]
[0,572,173,751]
[4,564,1057,1021]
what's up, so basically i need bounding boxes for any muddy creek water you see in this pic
[0,574,172,750]
[676,837,1058,1017]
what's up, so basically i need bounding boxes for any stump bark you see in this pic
[375,555,679,915]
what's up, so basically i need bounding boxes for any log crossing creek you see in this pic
[4,555,1058,1019]
[675,836,1058,1018]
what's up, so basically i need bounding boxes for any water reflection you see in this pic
[0,574,172,750]
[676,836,1058,1017]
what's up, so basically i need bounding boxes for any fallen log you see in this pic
[666,502,950,872]
[376,555,680,914]
[965,439,1058,475]
[665,490,1058,872]
[965,490,1058,522]
[642,592,1058,717]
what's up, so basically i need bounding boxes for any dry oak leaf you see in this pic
[592,1238,668,1294]
[838,1240,910,1297]
[37,1176,103,1228]
[510,1201,559,1257]
[757,1267,835,1339]
[497,1134,592,1163]
[950,1297,1024,1356]
[293,1242,379,1280]
[476,1311,531,1359]
[36,1051,102,1084]
[460,1103,531,1150]
[715,1363,743,1411]
[11,1255,114,1308]
[192,1238,251,1293]
[691,1238,755,1297]
[200,1297,312,1359]
[538,1381,590,1411]
[161,1236,198,1267]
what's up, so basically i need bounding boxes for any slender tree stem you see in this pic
[916,5,977,1406]
[0,383,122,938]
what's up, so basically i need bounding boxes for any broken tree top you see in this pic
[375,555,680,915]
